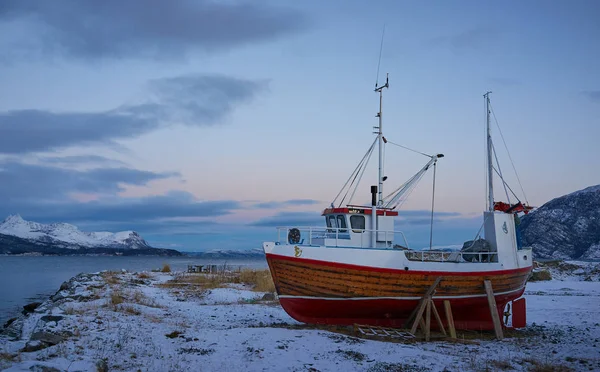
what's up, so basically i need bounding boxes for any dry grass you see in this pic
[110,291,125,306]
[157,268,275,300]
[530,270,552,281]
[130,290,161,308]
[137,272,151,279]
[239,269,275,292]
[0,352,19,362]
[145,314,163,323]
[158,273,233,291]
[490,359,513,370]
[122,305,142,316]
[161,263,171,273]
[522,357,575,372]
[102,273,120,285]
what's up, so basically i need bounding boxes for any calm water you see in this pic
[0,256,267,324]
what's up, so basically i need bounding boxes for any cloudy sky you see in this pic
[0,0,598,251]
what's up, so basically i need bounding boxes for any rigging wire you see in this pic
[489,102,529,205]
[332,137,377,207]
[491,143,511,204]
[386,140,432,158]
[348,142,376,205]
[492,167,522,203]
[382,157,435,209]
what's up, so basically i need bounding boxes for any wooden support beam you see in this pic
[406,277,442,329]
[425,297,431,341]
[410,296,429,335]
[443,300,456,339]
[431,301,447,336]
[484,280,504,340]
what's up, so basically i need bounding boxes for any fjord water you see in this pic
[0,256,267,324]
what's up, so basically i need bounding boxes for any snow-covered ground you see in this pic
[1,265,599,372]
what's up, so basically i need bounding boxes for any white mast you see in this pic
[484,91,494,212]
[375,73,389,207]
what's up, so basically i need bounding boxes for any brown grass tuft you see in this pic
[490,359,513,370]
[102,272,120,285]
[122,305,142,316]
[530,270,552,281]
[522,357,575,372]
[110,291,125,306]
[161,263,171,273]
[137,272,151,279]
[130,290,161,308]
[239,269,275,292]
[0,352,19,362]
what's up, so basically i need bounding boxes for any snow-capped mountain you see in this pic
[520,185,600,260]
[0,214,149,249]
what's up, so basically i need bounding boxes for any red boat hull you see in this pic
[266,253,531,331]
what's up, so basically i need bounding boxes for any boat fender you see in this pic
[288,228,301,244]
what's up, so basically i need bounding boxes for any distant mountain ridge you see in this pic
[186,248,265,259]
[0,215,181,256]
[521,185,600,260]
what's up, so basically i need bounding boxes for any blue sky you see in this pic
[0,0,598,251]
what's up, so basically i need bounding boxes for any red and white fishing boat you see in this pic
[263,78,534,331]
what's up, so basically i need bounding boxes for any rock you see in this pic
[261,293,276,301]
[21,340,47,352]
[59,281,70,291]
[30,331,65,345]
[41,315,64,324]
[28,365,61,372]
[3,317,17,328]
[96,359,109,372]
[22,301,42,314]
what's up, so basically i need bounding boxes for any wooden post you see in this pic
[443,300,456,339]
[425,297,431,341]
[484,280,504,340]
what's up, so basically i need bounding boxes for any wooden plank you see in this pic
[443,300,457,339]
[409,297,429,335]
[270,257,530,298]
[484,280,504,340]
[431,301,447,336]
[425,297,431,341]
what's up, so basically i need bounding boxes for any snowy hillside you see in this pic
[520,184,600,260]
[0,215,150,250]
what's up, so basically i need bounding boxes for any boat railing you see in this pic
[404,250,498,263]
[275,226,410,249]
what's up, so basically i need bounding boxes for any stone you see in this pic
[96,359,109,372]
[21,340,47,352]
[41,315,64,324]
[22,302,42,314]
[3,317,17,328]
[30,331,65,345]
[261,293,276,301]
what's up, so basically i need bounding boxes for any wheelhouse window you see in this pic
[327,215,337,232]
[336,215,347,233]
[350,215,365,231]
